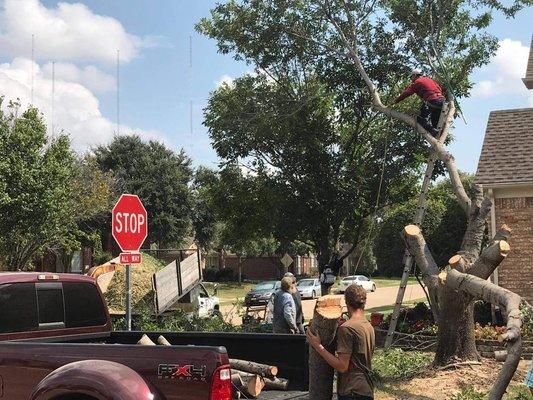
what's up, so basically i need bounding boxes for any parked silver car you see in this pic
[297,278,322,299]
[338,275,376,293]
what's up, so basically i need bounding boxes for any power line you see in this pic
[51,61,55,135]
[31,34,35,105]
[117,49,120,135]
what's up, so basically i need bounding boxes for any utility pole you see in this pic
[117,49,120,135]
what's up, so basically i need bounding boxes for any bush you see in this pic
[203,267,238,282]
[372,348,432,382]
[449,387,486,400]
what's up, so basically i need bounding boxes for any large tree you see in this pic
[199,0,529,397]
[198,38,430,291]
[94,136,193,248]
[0,101,76,270]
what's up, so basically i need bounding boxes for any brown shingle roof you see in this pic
[476,108,533,186]
[524,35,533,89]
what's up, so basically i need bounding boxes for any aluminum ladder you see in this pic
[384,102,450,349]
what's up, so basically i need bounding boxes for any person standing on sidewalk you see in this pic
[307,284,375,400]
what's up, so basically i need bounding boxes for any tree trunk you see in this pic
[435,287,478,365]
[309,295,342,400]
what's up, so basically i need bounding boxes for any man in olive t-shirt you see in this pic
[307,284,375,400]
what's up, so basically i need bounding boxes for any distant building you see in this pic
[476,36,533,302]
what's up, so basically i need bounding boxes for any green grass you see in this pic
[365,299,428,316]
[203,282,253,306]
[371,276,418,288]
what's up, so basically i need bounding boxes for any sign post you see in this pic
[112,194,148,331]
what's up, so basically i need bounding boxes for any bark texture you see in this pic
[229,359,277,378]
[308,295,343,400]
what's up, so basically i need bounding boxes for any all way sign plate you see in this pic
[120,253,142,265]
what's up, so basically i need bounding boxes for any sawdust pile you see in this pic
[104,253,165,313]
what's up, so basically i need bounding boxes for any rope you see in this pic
[353,129,390,271]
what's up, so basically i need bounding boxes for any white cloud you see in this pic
[215,74,235,88]
[472,39,530,97]
[0,58,163,150]
[0,0,153,64]
[41,62,116,93]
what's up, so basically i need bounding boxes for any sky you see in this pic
[0,0,531,173]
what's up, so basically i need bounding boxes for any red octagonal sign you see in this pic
[112,194,148,252]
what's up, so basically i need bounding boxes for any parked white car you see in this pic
[338,275,376,293]
[297,278,322,299]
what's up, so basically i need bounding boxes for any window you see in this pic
[37,285,65,326]
[64,283,107,328]
[0,283,38,333]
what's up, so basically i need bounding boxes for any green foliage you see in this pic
[0,101,77,270]
[374,174,474,276]
[94,136,192,248]
[373,349,433,381]
[521,303,533,341]
[449,387,486,400]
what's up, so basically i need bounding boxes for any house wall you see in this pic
[203,254,316,280]
[492,190,533,303]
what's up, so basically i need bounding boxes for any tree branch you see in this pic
[402,224,440,290]
[468,225,512,279]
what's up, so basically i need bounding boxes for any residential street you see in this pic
[221,283,426,325]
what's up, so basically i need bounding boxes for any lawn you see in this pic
[371,276,418,288]
[203,282,253,306]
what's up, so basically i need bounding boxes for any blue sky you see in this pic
[1,0,532,173]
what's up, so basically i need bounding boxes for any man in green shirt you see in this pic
[307,284,375,400]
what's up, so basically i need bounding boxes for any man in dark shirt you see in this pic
[392,69,446,137]
[307,284,375,399]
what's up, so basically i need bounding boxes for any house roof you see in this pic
[476,108,533,186]
[524,35,533,90]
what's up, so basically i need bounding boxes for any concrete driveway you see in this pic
[221,284,426,325]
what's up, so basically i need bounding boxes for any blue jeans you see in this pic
[338,395,373,400]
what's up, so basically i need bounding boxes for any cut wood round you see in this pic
[494,350,508,362]
[498,240,510,256]
[231,370,265,398]
[157,335,171,346]
[404,224,421,236]
[309,295,343,400]
[137,334,155,346]
[448,254,463,267]
[229,359,277,378]
[264,377,289,391]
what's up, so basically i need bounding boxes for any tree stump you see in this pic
[309,295,343,400]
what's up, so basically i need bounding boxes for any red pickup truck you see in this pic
[0,272,309,400]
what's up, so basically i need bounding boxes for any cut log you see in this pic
[309,295,343,400]
[137,334,156,346]
[229,359,277,378]
[494,350,508,362]
[157,335,172,346]
[231,372,244,389]
[231,370,265,398]
[264,377,289,391]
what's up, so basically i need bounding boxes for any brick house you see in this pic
[475,36,533,303]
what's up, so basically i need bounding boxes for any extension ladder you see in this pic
[384,102,450,349]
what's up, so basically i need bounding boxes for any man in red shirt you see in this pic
[392,69,446,137]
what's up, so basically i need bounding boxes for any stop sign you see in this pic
[112,194,148,252]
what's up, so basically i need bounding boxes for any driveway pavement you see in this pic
[220,283,426,325]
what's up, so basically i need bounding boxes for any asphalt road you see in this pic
[221,283,426,325]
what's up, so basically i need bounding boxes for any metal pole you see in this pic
[384,103,449,349]
[126,264,132,331]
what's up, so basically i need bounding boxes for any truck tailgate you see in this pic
[0,341,227,400]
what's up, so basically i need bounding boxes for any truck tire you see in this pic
[30,360,157,400]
